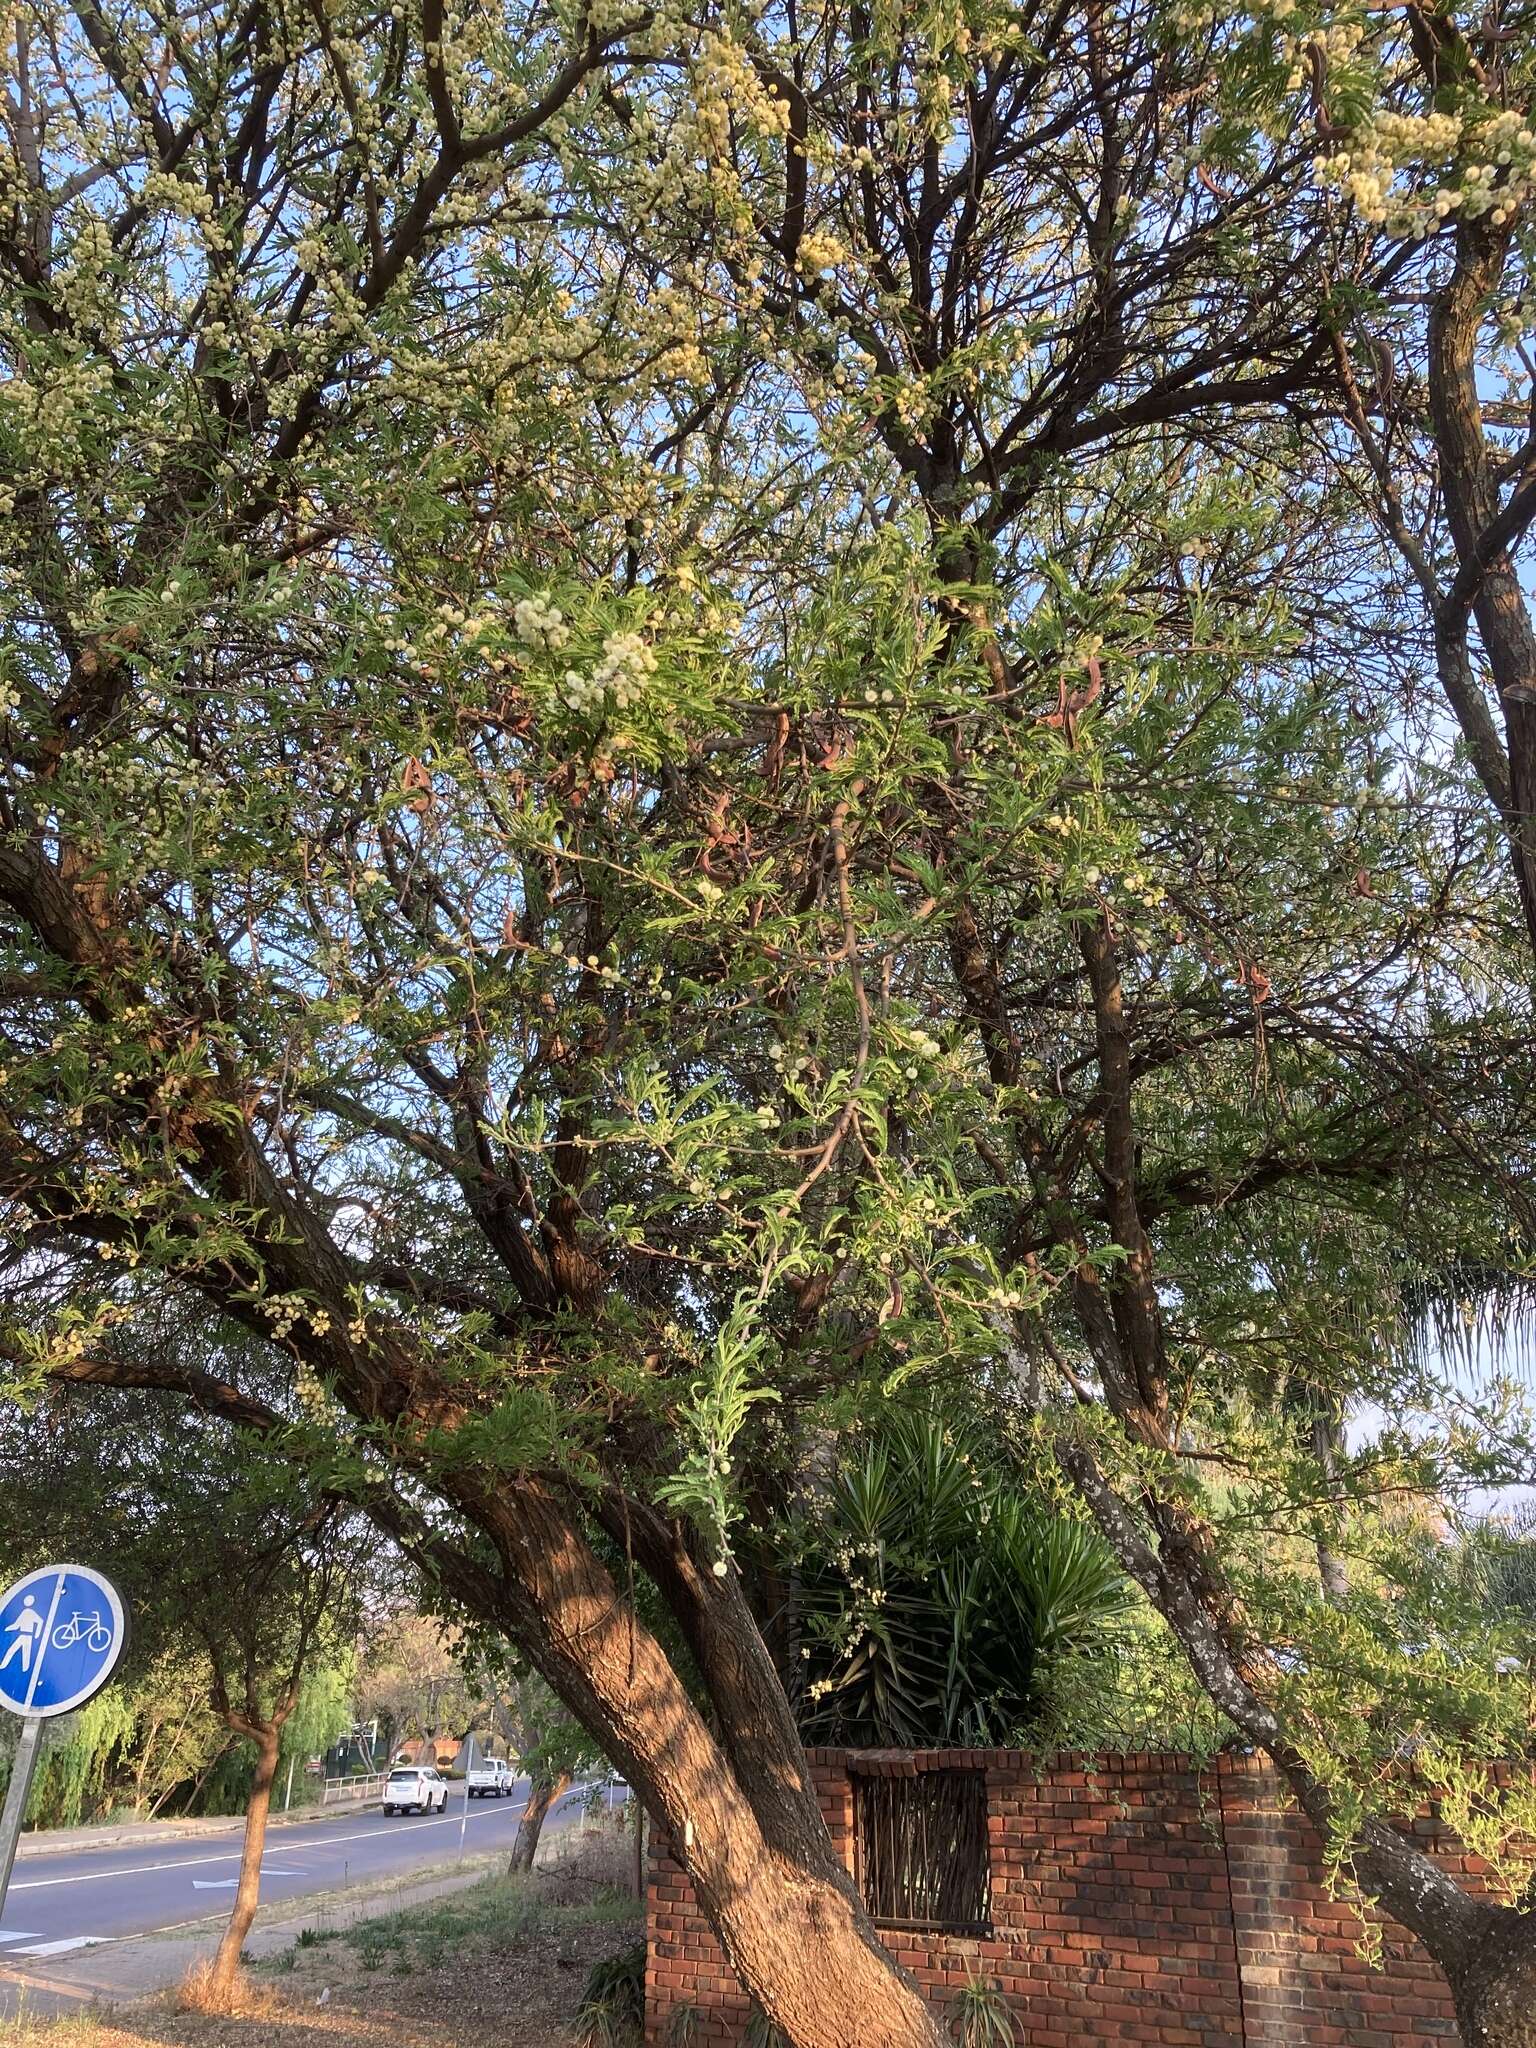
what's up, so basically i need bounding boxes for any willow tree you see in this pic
[4,4,1536,2048]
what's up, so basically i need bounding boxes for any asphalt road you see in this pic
[0,1777,601,1961]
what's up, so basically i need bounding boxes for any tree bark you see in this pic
[1447,1913,1536,2048]
[1427,218,1536,963]
[49,1349,946,2048]
[206,1720,281,2003]
[434,1481,947,2048]
[507,1770,567,1874]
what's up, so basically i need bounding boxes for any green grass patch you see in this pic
[0,2006,114,2046]
[278,1872,640,1979]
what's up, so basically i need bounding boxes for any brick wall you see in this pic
[645,1750,1489,2046]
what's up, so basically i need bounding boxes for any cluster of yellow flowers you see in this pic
[890,377,934,435]
[796,228,846,276]
[259,1292,332,1343]
[669,27,791,163]
[1315,103,1536,233]
[1275,12,1363,88]
[562,627,658,713]
[513,593,571,650]
[0,349,113,474]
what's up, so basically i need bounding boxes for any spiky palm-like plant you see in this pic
[791,1412,1132,1748]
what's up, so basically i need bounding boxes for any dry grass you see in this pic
[0,2008,111,2046]
[171,1961,282,2021]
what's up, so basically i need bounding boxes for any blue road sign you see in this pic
[0,1565,128,1719]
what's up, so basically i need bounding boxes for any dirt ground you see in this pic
[0,1824,643,2048]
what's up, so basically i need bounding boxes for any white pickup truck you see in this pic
[465,1756,515,1798]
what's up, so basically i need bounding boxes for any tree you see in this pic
[499,1671,600,1873]
[0,1383,372,2002]
[4,1,1536,2044]
[1260,0,1536,960]
[0,1642,226,1827]
[356,1612,478,1763]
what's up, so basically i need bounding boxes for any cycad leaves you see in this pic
[793,1413,1130,1748]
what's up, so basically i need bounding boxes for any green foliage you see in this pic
[575,1943,647,2048]
[666,2005,703,2048]
[791,1412,1132,1748]
[3,0,1536,1977]
[0,1690,137,1830]
[654,1310,781,1570]
[284,1660,357,1766]
[0,1646,228,1827]
[0,1377,375,1823]
[947,1972,1017,2048]
[742,2007,791,2048]
[330,1871,639,1976]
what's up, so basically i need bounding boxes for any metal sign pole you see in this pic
[0,1716,44,1928]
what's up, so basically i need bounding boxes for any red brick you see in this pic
[642,1751,1527,2046]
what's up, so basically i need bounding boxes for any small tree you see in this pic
[0,1386,371,2002]
[500,1672,600,1874]
[356,1610,477,1764]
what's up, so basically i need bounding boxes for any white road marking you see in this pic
[192,1864,302,1888]
[10,1937,115,1957]
[8,1798,536,1892]
[0,1932,42,1945]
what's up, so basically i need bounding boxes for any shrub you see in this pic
[948,1970,1016,2048]
[574,1941,646,2047]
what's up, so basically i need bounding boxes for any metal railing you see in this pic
[319,1770,386,1806]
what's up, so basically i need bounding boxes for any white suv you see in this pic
[382,1765,449,1815]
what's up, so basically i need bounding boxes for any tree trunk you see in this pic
[1447,1912,1536,2048]
[133,1716,163,1813]
[414,1479,948,2048]
[1427,217,1536,963]
[1055,1429,1536,2048]
[206,1721,281,2003]
[507,1770,567,1874]
[54,1295,943,2044]
[151,1734,228,1822]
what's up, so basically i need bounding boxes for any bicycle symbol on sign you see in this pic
[52,1611,111,1654]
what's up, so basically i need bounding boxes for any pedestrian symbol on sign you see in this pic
[0,1596,44,1676]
